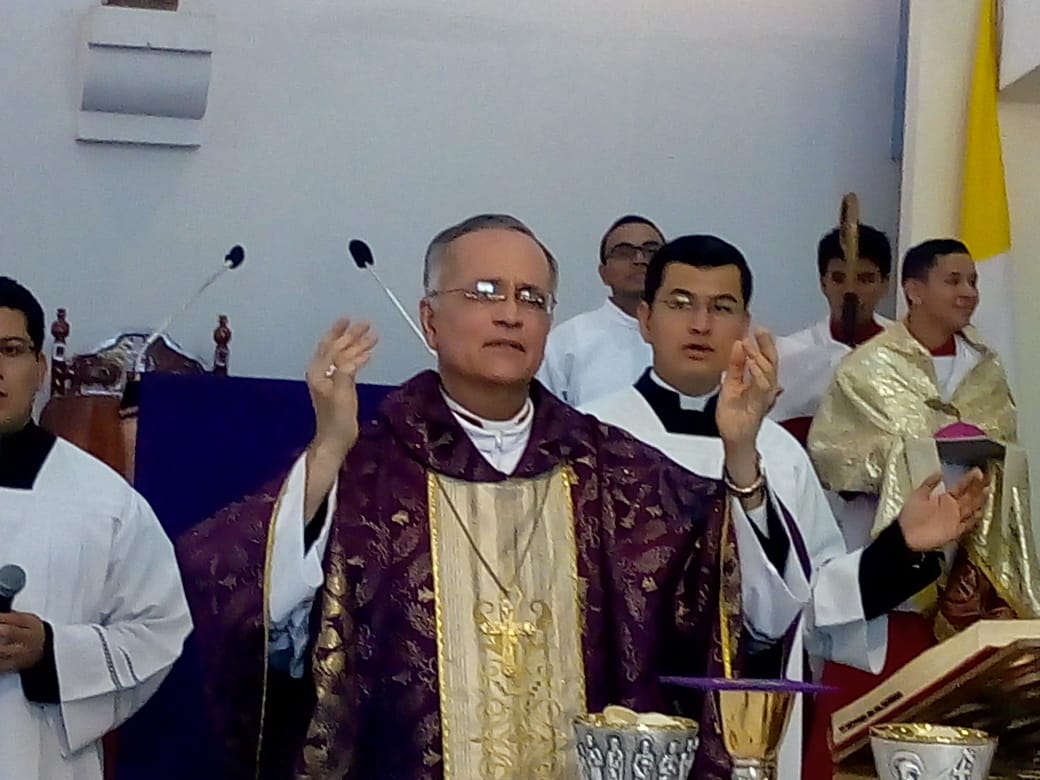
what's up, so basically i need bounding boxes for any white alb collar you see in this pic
[443,392,533,433]
[442,390,534,475]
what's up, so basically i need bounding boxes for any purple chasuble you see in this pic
[178,370,761,779]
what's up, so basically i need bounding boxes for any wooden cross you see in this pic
[479,596,537,679]
[838,192,861,345]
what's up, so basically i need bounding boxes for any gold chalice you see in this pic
[662,676,832,780]
[718,687,794,779]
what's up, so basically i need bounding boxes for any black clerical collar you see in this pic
[0,420,56,490]
[634,369,720,437]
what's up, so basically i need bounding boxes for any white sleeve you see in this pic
[267,454,337,678]
[731,491,810,644]
[804,548,888,673]
[50,490,192,755]
[730,438,889,673]
[794,460,888,673]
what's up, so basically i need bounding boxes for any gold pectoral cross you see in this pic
[477,596,537,679]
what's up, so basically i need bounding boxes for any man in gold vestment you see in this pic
[804,238,1040,777]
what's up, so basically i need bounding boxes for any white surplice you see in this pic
[0,435,191,780]
[537,299,652,407]
[584,382,887,780]
[771,315,893,423]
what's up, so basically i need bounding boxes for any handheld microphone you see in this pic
[0,564,26,613]
[348,239,434,355]
[134,244,246,374]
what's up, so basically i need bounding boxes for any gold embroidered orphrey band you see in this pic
[428,468,584,778]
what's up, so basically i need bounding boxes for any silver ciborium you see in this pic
[870,723,997,780]
[573,706,699,779]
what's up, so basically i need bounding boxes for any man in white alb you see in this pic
[583,235,988,780]
[538,215,663,405]
[0,277,191,780]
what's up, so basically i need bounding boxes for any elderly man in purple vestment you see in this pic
[181,214,888,779]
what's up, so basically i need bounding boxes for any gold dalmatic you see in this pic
[428,467,584,779]
[809,322,1040,621]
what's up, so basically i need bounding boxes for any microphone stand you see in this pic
[132,245,245,378]
[348,239,435,356]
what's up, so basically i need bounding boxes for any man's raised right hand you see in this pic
[303,318,378,520]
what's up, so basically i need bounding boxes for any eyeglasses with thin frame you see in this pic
[426,279,556,315]
[606,242,663,263]
[655,291,743,319]
[0,338,36,360]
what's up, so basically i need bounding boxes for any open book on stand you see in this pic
[831,620,1040,776]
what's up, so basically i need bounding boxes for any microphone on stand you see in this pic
[133,245,246,375]
[0,564,26,613]
[348,239,434,356]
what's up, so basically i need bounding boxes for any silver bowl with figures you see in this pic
[574,707,699,780]
[870,723,997,780]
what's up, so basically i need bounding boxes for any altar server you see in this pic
[770,224,894,446]
[806,239,1039,777]
[0,277,191,780]
[538,215,663,405]
[583,235,988,780]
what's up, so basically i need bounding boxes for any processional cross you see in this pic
[838,192,861,346]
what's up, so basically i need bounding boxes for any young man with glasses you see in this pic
[582,236,988,780]
[0,277,191,780]
[537,214,663,406]
[180,214,848,780]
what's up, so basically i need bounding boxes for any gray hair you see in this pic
[422,213,559,294]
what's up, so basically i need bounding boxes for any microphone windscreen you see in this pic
[349,239,374,269]
[0,564,26,599]
[225,245,246,269]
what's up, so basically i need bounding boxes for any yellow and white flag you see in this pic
[960,0,1016,381]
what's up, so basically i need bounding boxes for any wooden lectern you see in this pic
[832,620,1040,778]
